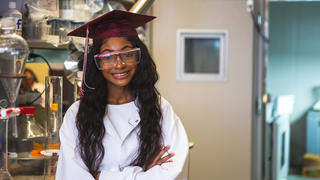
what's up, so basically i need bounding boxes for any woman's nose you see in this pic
[114,55,126,68]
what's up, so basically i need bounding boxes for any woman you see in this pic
[56,10,189,180]
[19,68,45,107]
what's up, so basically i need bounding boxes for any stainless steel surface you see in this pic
[251,0,269,179]
[129,0,155,14]
[64,51,82,102]
[64,51,81,84]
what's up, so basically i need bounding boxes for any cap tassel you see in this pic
[80,25,95,97]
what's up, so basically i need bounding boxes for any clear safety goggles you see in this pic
[94,48,141,70]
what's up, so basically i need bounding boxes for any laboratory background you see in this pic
[0,0,319,180]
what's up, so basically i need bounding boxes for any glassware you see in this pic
[16,107,45,158]
[59,0,74,20]
[45,76,62,138]
[44,76,62,180]
[0,118,12,180]
[0,17,29,108]
[18,109,45,140]
[2,2,23,35]
[0,17,29,179]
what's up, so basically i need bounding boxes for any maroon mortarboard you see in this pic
[68,10,156,40]
[67,10,156,97]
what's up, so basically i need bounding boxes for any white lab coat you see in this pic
[56,97,189,180]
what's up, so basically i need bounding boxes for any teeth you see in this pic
[113,72,128,77]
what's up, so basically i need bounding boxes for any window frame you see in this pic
[176,29,229,82]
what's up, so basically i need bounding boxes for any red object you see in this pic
[0,109,13,118]
[20,106,35,115]
[67,10,155,40]
[6,109,13,115]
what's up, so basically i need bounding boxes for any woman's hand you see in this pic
[95,145,174,177]
[95,171,101,180]
[146,145,175,171]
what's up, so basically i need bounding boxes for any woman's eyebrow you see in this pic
[101,45,133,53]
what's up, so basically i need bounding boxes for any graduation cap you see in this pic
[68,10,155,39]
[67,10,156,97]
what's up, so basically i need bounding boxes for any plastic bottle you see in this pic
[2,1,23,35]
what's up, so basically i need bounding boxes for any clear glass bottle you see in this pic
[17,107,45,158]
[2,2,23,35]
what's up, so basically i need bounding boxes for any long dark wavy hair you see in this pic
[76,36,162,177]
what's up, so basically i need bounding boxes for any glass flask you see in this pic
[0,17,29,180]
[0,17,29,139]
[0,17,29,108]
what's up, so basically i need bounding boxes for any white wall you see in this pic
[152,0,253,179]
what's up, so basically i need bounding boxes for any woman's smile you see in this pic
[111,70,130,79]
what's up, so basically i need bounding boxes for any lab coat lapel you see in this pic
[108,100,140,143]
[118,110,140,142]
[107,102,140,143]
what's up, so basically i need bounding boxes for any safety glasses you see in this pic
[94,48,141,70]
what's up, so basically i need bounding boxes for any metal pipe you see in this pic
[129,0,155,14]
